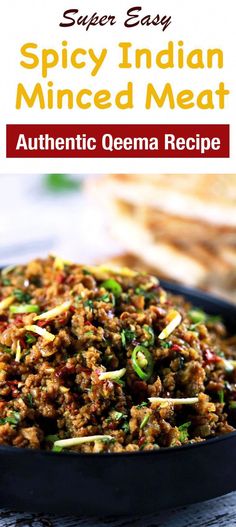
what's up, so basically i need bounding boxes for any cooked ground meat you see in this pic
[0,256,235,454]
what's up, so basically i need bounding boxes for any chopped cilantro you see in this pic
[0,345,12,354]
[13,289,31,303]
[27,394,34,407]
[121,329,136,348]
[84,331,94,337]
[178,421,191,442]
[160,341,171,349]
[84,299,94,310]
[0,411,20,427]
[113,411,125,421]
[99,293,111,303]
[122,422,130,434]
[136,402,148,409]
[135,288,156,301]
[25,333,37,345]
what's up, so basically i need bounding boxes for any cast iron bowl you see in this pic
[0,281,236,515]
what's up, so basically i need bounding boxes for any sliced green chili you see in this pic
[131,345,154,381]
[188,309,206,324]
[101,279,122,298]
[218,389,225,404]
[10,304,40,314]
[140,414,150,430]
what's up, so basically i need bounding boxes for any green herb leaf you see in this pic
[135,288,156,301]
[113,411,124,421]
[0,411,21,427]
[160,341,172,349]
[13,289,31,303]
[136,402,148,409]
[122,422,130,434]
[229,401,236,409]
[99,293,111,303]
[84,299,94,310]
[178,421,191,442]
[84,331,94,337]
[121,329,136,348]
[0,345,12,354]
[27,394,34,407]
[25,333,37,345]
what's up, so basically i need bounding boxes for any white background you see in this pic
[0,0,235,173]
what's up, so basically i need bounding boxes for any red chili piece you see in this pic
[204,349,222,364]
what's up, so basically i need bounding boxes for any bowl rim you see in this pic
[1,429,236,459]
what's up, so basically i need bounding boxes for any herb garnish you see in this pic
[121,329,136,348]
[13,289,31,303]
[160,341,172,349]
[0,411,20,427]
[178,421,191,442]
[136,402,148,409]
[25,333,37,345]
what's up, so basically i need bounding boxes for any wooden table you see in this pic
[0,492,236,527]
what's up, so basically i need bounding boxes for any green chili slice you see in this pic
[10,304,40,314]
[101,279,122,298]
[131,345,154,381]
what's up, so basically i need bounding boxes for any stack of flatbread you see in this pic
[86,174,236,302]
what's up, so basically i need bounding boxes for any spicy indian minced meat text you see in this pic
[0,256,235,453]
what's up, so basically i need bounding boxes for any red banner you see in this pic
[6,124,229,158]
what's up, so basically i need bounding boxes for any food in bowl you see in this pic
[0,256,235,453]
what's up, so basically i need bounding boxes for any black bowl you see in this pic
[0,281,236,515]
